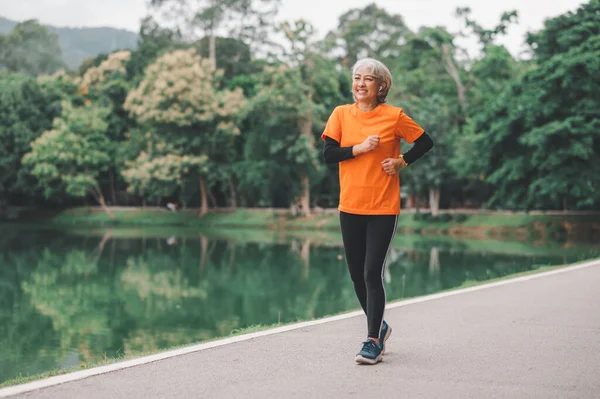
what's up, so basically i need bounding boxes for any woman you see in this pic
[322,58,433,365]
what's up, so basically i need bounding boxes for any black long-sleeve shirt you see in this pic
[323,131,434,165]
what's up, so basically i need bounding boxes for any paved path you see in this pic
[4,261,600,399]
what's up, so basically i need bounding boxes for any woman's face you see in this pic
[352,66,380,103]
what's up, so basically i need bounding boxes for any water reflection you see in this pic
[1,225,598,383]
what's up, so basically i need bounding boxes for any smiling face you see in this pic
[352,66,381,104]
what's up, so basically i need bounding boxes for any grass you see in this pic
[43,208,600,243]
[3,258,597,389]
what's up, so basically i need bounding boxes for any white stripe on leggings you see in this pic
[377,214,398,338]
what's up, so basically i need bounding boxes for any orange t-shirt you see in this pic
[321,103,424,215]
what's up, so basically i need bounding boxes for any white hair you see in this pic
[351,58,393,104]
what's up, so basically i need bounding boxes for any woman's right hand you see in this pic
[353,135,380,156]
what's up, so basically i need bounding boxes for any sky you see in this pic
[0,0,586,58]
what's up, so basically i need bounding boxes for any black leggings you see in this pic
[340,211,398,338]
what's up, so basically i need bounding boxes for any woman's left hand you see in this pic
[381,157,407,175]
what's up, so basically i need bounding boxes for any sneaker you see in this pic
[379,320,392,355]
[355,339,383,365]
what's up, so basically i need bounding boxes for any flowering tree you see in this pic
[124,48,246,214]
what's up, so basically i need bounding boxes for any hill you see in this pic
[0,15,138,70]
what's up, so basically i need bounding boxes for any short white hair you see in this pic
[352,58,393,104]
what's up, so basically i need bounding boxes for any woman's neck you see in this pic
[357,100,379,112]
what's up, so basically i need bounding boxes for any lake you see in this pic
[1,223,599,383]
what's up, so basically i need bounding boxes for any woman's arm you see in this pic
[402,132,433,165]
[323,135,381,164]
[323,137,354,164]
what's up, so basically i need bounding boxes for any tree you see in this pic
[277,20,321,216]
[390,27,462,215]
[122,152,208,206]
[80,50,134,205]
[149,0,280,69]
[22,102,115,217]
[455,7,518,50]
[459,0,600,210]
[124,48,246,214]
[0,72,66,207]
[126,16,183,85]
[194,36,256,83]
[240,64,322,211]
[323,3,410,68]
[0,20,65,76]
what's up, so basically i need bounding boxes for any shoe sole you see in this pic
[381,325,392,355]
[355,354,383,365]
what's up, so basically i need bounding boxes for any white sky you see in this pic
[0,0,586,58]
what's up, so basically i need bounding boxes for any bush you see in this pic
[454,214,469,223]
[437,214,452,223]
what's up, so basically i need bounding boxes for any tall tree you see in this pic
[278,20,319,216]
[80,50,135,205]
[0,20,65,76]
[0,72,65,207]
[458,0,600,210]
[22,102,115,217]
[390,26,461,215]
[126,16,183,84]
[124,48,246,214]
[323,3,409,68]
[240,65,321,211]
[149,0,280,69]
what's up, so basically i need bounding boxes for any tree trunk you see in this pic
[181,181,187,209]
[95,191,115,219]
[207,184,217,208]
[441,43,468,115]
[429,188,440,217]
[109,167,117,205]
[228,177,237,209]
[299,175,310,217]
[199,177,208,216]
[209,29,216,69]
[296,61,314,217]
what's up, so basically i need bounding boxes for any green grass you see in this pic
[48,207,600,233]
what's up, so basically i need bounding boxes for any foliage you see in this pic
[460,0,600,210]
[323,3,410,67]
[0,1,598,212]
[125,48,245,128]
[239,64,323,207]
[22,102,112,206]
[0,71,68,205]
[0,20,65,76]
[122,153,208,201]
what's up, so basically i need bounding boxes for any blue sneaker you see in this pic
[379,320,392,355]
[355,339,383,365]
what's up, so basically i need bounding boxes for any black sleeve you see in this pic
[323,136,355,164]
[403,132,433,165]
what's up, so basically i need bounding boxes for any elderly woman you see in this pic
[322,58,433,365]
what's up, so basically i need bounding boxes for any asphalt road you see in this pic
[10,262,600,399]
